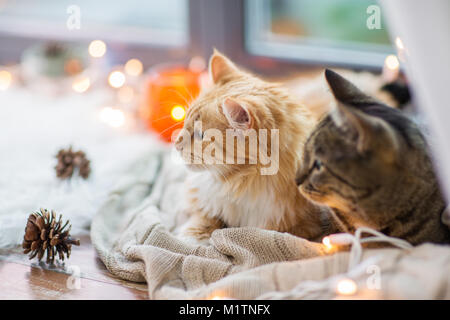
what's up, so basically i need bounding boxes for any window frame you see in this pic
[245,0,393,69]
[0,0,386,76]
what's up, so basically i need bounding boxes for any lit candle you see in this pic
[141,65,201,142]
[170,105,186,122]
[382,54,400,82]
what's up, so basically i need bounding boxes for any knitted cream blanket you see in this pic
[91,151,450,299]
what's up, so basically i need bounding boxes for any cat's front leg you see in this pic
[177,213,225,245]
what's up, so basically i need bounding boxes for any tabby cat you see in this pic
[296,69,450,245]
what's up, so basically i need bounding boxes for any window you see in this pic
[245,0,393,68]
[0,0,189,47]
[0,0,394,71]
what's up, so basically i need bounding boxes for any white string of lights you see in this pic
[256,227,413,300]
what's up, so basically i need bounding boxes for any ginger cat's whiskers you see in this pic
[158,121,184,138]
[166,87,192,104]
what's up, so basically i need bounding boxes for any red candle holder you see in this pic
[140,64,202,142]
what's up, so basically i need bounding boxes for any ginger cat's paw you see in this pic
[176,214,224,246]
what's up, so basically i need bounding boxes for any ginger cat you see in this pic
[174,51,330,242]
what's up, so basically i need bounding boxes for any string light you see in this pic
[0,70,12,91]
[322,236,332,250]
[336,278,357,296]
[385,54,400,70]
[207,291,230,300]
[88,40,107,58]
[72,76,91,93]
[257,228,412,300]
[108,70,126,88]
[382,54,400,82]
[124,59,143,76]
[395,37,407,62]
[170,105,186,121]
[99,107,125,128]
[322,233,354,252]
[395,37,404,51]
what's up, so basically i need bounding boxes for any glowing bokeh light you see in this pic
[336,278,357,296]
[322,236,332,250]
[208,291,228,300]
[171,105,186,121]
[0,70,12,91]
[72,76,90,93]
[124,59,143,76]
[108,70,126,88]
[385,54,400,70]
[88,40,107,58]
[395,37,405,50]
[189,56,206,73]
[99,107,126,128]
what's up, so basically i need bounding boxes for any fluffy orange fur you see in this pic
[175,50,325,241]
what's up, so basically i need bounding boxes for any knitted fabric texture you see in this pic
[91,151,450,299]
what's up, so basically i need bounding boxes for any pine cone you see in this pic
[55,146,91,179]
[22,208,80,264]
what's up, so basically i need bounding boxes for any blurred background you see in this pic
[0,0,400,141]
[0,0,393,71]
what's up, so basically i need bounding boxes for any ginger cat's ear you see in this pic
[222,98,252,130]
[209,49,240,84]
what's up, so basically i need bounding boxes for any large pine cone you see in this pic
[22,208,80,264]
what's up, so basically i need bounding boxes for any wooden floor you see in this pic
[0,235,149,300]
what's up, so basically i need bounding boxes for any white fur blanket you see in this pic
[91,151,450,299]
[0,88,162,249]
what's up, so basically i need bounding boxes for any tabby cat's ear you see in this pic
[325,69,378,106]
[222,98,252,130]
[209,49,240,84]
[332,103,399,162]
